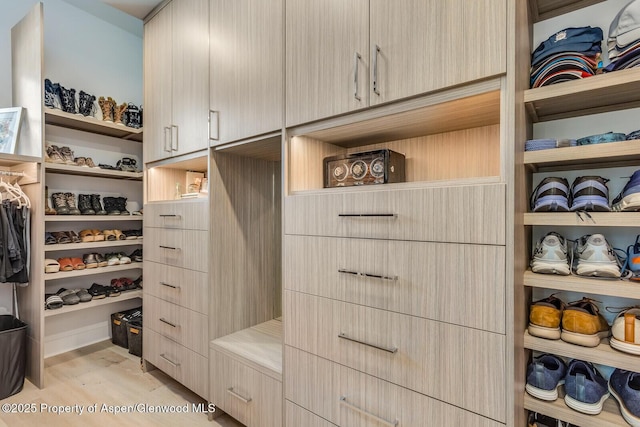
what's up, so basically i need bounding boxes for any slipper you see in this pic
[103,229,116,241]
[117,252,131,264]
[44,294,64,310]
[88,283,107,299]
[70,257,85,270]
[45,232,56,245]
[80,229,95,242]
[122,230,139,240]
[52,231,71,244]
[57,288,80,305]
[75,288,92,303]
[133,275,143,289]
[129,249,142,262]
[66,230,81,243]
[94,253,107,268]
[92,229,105,242]
[105,253,120,266]
[45,259,60,273]
[120,277,135,290]
[83,253,98,269]
[106,285,121,297]
[113,229,126,241]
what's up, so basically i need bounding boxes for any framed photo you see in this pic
[0,107,23,155]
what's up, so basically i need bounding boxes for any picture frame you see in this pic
[0,107,24,155]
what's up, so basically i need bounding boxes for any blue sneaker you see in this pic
[526,354,567,401]
[569,176,611,212]
[612,170,640,212]
[609,369,640,427]
[564,360,610,415]
[530,177,570,212]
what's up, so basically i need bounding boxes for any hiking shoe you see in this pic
[610,307,640,356]
[609,369,640,427]
[64,193,81,215]
[114,102,127,125]
[526,354,567,401]
[569,176,611,212]
[529,294,566,340]
[530,177,570,212]
[98,96,115,122]
[574,233,621,278]
[78,194,95,215]
[51,192,70,215]
[91,194,107,215]
[531,232,571,275]
[561,298,610,347]
[564,360,609,415]
[613,169,640,212]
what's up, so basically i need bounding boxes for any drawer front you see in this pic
[284,235,505,333]
[284,291,506,421]
[144,201,209,230]
[144,329,208,399]
[144,228,209,272]
[210,349,282,427]
[284,183,505,245]
[285,346,504,427]
[286,401,337,427]
[144,261,209,314]
[144,295,208,356]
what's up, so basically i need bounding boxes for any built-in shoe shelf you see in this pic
[524,393,625,427]
[529,0,605,22]
[44,289,142,318]
[44,240,142,253]
[43,263,142,281]
[523,212,640,226]
[524,271,640,300]
[45,215,144,222]
[45,163,143,180]
[45,109,143,142]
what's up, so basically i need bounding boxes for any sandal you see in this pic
[113,229,125,241]
[45,232,56,245]
[58,257,74,271]
[74,157,87,167]
[92,229,105,242]
[70,257,86,270]
[52,231,71,244]
[79,229,95,242]
[66,230,81,243]
[120,277,135,290]
[57,288,80,305]
[44,294,63,310]
[88,283,107,299]
[85,157,97,168]
[94,253,107,268]
[103,230,117,241]
[129,249,143,262]
[83,253,98,269]
[75,288,92,303]
[105,253,120,266]
[117,252,131,264]
[45,259,60,273]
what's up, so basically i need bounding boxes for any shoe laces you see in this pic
[567,297,602,314]
[65,193,78,208]
[605,305,640,314]
[52,193,67,208]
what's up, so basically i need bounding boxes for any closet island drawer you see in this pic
[210,349,282,427]
[286,401,337,427]
[144,261,209,314]
[284,235,505,333]
[144,200,209,230]
[144,329,208,399]
[144,295,208,356]
[144,228,208,272]
[284,291,506,422]
[285,347,504,427]
[284,183,505,245]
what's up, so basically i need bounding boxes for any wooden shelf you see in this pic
[0,153,41,167]
[44,239,142,253]
[44,290,142,318]
[45,215,143,222]
[524,212,640,226]
[524,331,640,372]
[529,0,605,22]
[524,271,640,300]
[44,263,142,281]
[524,139,640,172]
[524,68,640,122]
[44,163,143,180]
[44,109,143,142]
[524,394,625,427]
[212,132,281,162]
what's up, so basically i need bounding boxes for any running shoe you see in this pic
[612,169,640,212]
[569,176,611,212]
[574,234,621,278]
[530,177,570,212]
[531,232,571,275]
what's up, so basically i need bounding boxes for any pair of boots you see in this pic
[98,96,127,125]
[102,197,129,215]
[44,79,97,117]
[77,194,107,215]
[50,192,81,215]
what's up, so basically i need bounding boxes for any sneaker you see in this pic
[608,369,640,427]
[625,235,640,273]
[561,298,610,347]
[88,283,107,299]
[526,354,567,401]
[574,234,621,278]
[613,170,640,212]
[105,253,120,266]
[129,249,142,263]
[529,294,566,340]
[609,307,640,355]
[44,78,60,109]
[527,412,560,427]
[531,232,571,275]
[564,359,609,415]
[530,177,570,212]
[569,176,611,212]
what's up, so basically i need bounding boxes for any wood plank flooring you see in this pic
[0,341,243,427]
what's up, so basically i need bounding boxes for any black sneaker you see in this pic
[88,283,107,299]
[530,177,570,212]
[129,249,142,263]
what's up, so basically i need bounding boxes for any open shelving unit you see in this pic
[44,162,143,180]
[45,215,144,222]
[43,263,142,281]
[44,290,142,318]
[524,271,640,299]
[524,394,624,427]
[44,109,143,141]
[44,240,142,252]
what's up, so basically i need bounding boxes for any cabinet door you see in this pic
[171,0,209,157]
[210,0,283,146]
[369,0,506,105]
[143,4,173,163]
[285,0,369,127]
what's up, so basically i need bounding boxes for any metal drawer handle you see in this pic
[159,245,178,250]
[171,124,178,151]
[338,332,397,354]
[209,110,220,141]
[338,269,397,281]
[338,213,397,218]
[160,353,180,367]
[340,396,398,427]
[373,44,381,96]
[163,126,172,152]
[354,52,362,101]
[159,214,181,218]
[159,317,178,328]
[160,282,180,290]
[227,387,252,404]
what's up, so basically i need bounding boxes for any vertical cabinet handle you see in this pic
[373,44,381,96]
[339,396,398,427]
[227,387,252,404]
[209,110,219,141]
[354,52,362,101]
[163,126,172,152]
[171,125,178,151]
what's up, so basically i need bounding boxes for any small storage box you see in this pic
[111,307,142,349]
[0,315,27,400]
[323,149,406,188]
[127,318,143,357]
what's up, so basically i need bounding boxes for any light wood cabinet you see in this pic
[144,261,209,314]
[209,0,283,146]
[143,228,209,272]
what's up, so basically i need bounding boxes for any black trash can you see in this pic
[0,315,27,400]
[126,318,143,357]
[110,307,142,349]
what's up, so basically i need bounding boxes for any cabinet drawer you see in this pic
[144,295,208,356]
[286,401,337,427]
[284,291,505,422]
[284,183,505,244]
[144,329,208,399]
[285,346,504,427]
[144,228,208,272]
[210,349,282,427]
[144,261,208,314]
[144,201,209,230]
[284,235,505,333]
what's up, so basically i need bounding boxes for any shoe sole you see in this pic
[84,263,98,269]
[561,330,609,347]
[613,193,640,212]
[610,337,640,355]
[575,262,621,278]
[525,381,563,401]
[528,323,561,340]
[531,260,570,275]
[609,383,640,427]
[565,392,609,415]
[44,266,60,273]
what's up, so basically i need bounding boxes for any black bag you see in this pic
[0,315,27,399]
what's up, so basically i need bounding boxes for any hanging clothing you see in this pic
[0,198,30,284]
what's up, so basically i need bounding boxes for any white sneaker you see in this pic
[531,232,571,275]
[610,307,640,355]
[575,234,621,278]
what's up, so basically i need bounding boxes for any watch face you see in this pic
[370,157,384,178]
[332,163,349,181]
[350,160,368,180]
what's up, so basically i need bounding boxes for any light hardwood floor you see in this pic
[0,341,242,427]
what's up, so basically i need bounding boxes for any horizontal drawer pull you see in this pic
[338,332,397,354]
[159,317,178,328]
[227,387,252,404]
[160,282,180,290]
[159,353,180,367]
[159,245,178,250]
[339,396,398,427]
[338,269,398,281]
[159,214,181,218]
[338,213,397,218]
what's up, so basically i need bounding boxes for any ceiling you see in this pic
[100,0,163,19]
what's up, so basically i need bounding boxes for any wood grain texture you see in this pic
[213,134,282,162]
[524,393,626,427]
[285,401,337,427]
[530,0,605,22]
[524,139,640,171]
[284,291,506,422]
[143,228,209,272]
[524,270,640,300]
[284,235,506,333]
[44,109,143,142]
[285,346,505,427]
[144,199,209,230]
[145,159,209,203]
[144,261,209,314]
[524,212,640,226]
[209,0,283,145]
[369,0,506,106]
[285,0,369,126]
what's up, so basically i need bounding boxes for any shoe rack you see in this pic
[520,1,640,426]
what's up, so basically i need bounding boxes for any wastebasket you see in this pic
[126,318,143,357]
[110,307,142,349]
[0,315,27,400]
